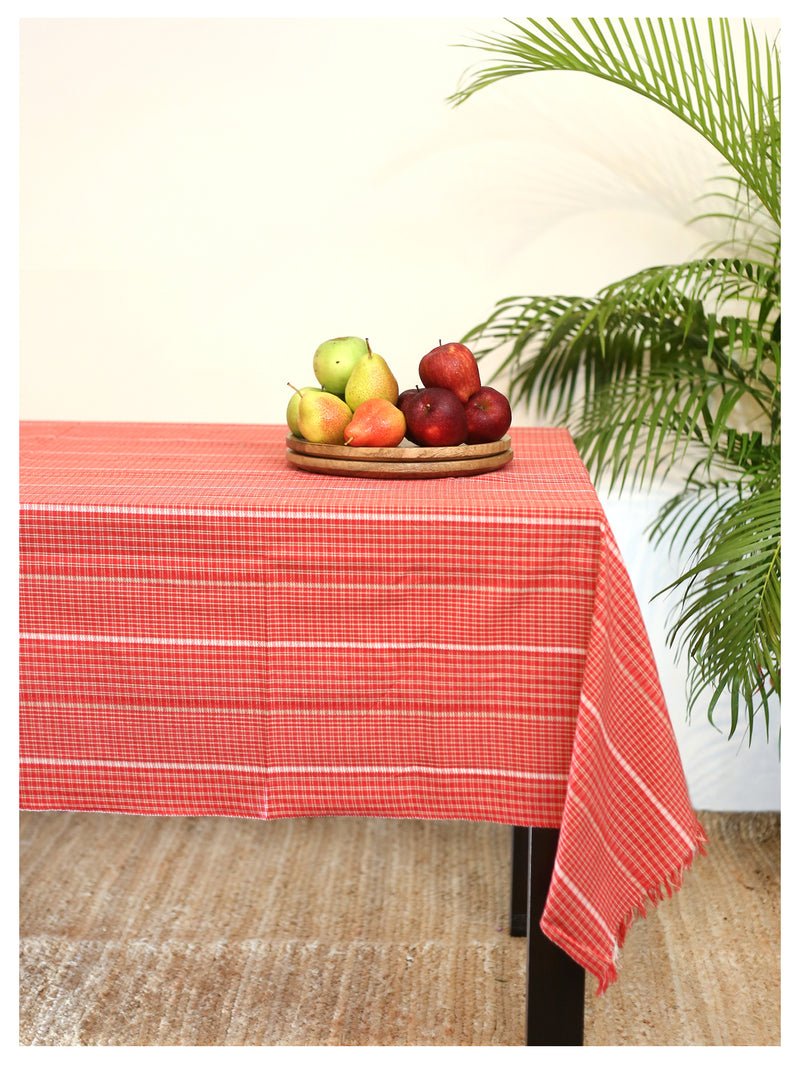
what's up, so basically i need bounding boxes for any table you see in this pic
[19,421,706,1045]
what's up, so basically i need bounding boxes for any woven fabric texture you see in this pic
[19,420,705,991]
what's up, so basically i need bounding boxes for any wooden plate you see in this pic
[286,434,511,462]
[285,434,513,479]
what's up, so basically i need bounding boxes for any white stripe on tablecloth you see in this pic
[553,859,618,945]
[20,756,569,781]
[20,699,580,724]
[20,501,604,527]
[581,695,696,850]
[20,631,587,655]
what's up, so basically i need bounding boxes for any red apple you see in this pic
[463,386,512,444]
[419,341,481,403]
[397,387,421,417]
[403,387,468,447]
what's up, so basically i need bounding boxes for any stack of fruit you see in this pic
[287,337,512,448]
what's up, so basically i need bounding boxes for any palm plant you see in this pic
[449,18,780,743]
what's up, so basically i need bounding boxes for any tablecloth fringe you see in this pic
[597,818,708,995]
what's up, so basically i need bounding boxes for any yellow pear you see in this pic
[344,341,399,410]
[297,391,353,445]
[286,383,326,437]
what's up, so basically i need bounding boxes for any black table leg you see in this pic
[510,825,529,936]
[524,826,585,1045]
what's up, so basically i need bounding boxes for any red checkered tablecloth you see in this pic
[19,420,705,991]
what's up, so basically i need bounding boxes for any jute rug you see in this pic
[19,810,780,1046]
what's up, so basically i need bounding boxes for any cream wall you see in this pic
[19,16,781,809]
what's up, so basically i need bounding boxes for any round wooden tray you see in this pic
[285,434,513,479]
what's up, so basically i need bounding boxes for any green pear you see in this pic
[344,342,399,410]
[313,336,368,394]
[286,384,326,437]
[297,391,353,445]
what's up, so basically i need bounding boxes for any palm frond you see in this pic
[691,174,781,261]
[648,476,740,557]
[466,256,780,451]
[659,479,780,739]
[451,17,780,744]
[449,17,780,223]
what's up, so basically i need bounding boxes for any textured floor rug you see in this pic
[19,810,780,1046]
